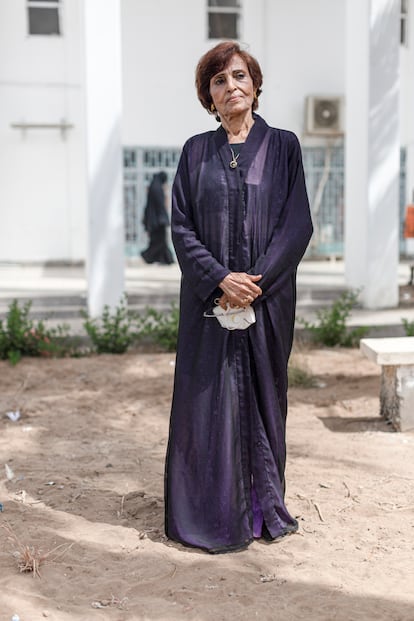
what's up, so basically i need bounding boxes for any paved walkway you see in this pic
[1,259,414,336]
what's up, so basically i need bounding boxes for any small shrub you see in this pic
[81,296,134,354]
[0,300,70,364]
[288,363,317,388]
[135,303,179,352]
[288,347,317,388]
[402,318,414,336]
[299,290,368,348]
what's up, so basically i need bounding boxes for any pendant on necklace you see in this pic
[229,148,240,169]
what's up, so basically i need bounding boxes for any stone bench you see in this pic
[360,337,414,432]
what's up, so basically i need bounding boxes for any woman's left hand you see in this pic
[218,272,262,308]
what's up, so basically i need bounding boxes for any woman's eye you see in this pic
[215,77,224,85]
[236,72,245,79]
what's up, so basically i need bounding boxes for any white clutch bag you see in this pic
[204,302,256,331]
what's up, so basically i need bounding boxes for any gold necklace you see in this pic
[229,147,240,169]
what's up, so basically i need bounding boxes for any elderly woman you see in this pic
[165,41,313,553]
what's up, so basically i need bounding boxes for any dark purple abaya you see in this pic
[165,114,313,553]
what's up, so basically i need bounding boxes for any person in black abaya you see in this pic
[164,41,313,553]
[141,171,174,265]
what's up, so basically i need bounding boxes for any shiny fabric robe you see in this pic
[165,114,313,553]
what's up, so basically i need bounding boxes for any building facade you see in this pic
[0,0,413,263]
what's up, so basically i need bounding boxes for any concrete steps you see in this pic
[1,261,414,338]
[0,287,348,331]
[0,292,181,325]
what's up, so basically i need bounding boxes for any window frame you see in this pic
[27,0,62,37]
[207,0,242,41]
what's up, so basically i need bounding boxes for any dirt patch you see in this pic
[1,349,413,620]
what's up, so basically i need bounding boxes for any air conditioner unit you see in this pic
[305,95,344,135]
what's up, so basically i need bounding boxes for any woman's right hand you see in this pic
[218,272,262,308]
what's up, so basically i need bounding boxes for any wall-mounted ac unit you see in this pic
[305,95,344,135]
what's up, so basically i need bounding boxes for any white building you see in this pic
[0,0,413,309]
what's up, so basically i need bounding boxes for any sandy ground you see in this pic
[0,347,413,621]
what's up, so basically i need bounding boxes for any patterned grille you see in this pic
[123,147,181,256]
[123,146,407,258]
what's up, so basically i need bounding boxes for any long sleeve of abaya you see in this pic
[172,142,230,302]
[249,134,313,304]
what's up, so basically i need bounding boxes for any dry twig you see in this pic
[118,494,125,518]
[1,522,73,578]
[91,595,129,610]
[312,500,325,522]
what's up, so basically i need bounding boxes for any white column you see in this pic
[82,0,124,316]
[345,0,400,309]
[401,2,414,219]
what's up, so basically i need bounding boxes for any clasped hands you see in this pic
[218,272,262,309]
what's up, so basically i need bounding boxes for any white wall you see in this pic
[121,0,215,146]
[261,0,346,137]
[400,3,414,205]
[0,0,87,262]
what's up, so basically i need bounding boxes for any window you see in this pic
[401,0,408,46]
[123,147,181,255]
[27,0,61,36]
[207,0,241,40]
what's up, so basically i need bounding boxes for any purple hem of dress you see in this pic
[251,484,264,538]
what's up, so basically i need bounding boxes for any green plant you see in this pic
[402,318,414,336]
[299,290,368,348]
[288,347,317,388]
[135,303,179,352]
[0,300,70,364]
[81,296,135,354]
[288,362,317,388]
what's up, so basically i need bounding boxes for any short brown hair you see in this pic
[195,41,263,117]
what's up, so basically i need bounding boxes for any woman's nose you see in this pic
[227,77,236,91]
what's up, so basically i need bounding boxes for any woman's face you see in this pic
[209,54,254,120]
